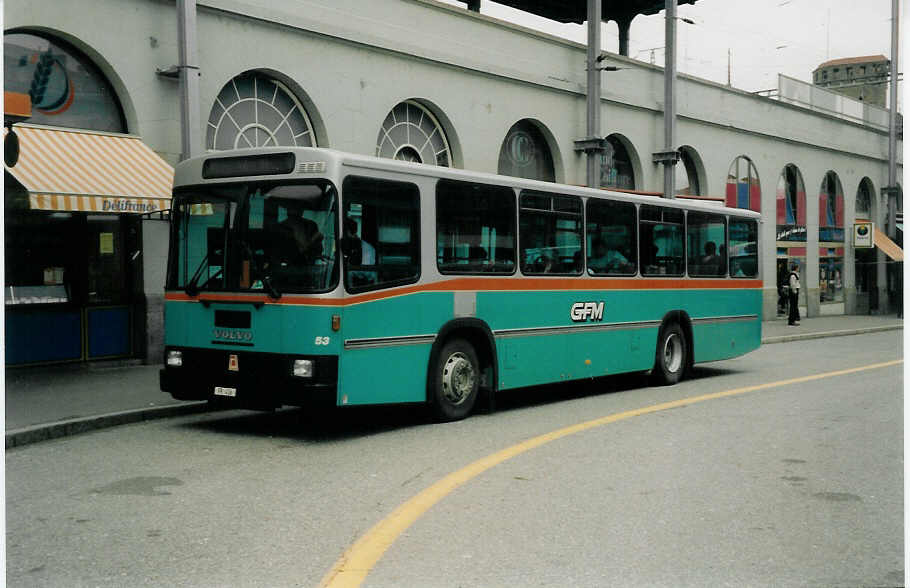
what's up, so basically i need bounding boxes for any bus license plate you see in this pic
[214,386,237,397]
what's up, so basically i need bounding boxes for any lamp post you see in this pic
[652,0,681,199]
[177,0,202,162]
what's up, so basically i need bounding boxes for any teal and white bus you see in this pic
[160,148,762,421]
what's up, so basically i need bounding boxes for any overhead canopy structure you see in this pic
[455,0,699,55]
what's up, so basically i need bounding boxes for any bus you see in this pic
[160,147,762,421]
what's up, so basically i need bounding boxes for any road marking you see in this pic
[319,359,903,587]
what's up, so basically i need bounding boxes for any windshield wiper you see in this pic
[184,253,209,297]
[262,275,282,300]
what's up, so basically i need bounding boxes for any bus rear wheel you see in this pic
[430,338,479,422]
[653,323,687,385]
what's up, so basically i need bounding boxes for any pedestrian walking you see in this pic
[788,263,801,326]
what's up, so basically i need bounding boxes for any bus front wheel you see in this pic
[430,339,479,421]
[653,323,687,385]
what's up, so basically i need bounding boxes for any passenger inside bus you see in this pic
[588,238,630,274]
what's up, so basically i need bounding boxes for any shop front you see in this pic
[4,124,173,365]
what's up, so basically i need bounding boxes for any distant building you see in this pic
[813,55,890,107]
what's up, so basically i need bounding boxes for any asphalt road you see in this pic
[6,331,903,588]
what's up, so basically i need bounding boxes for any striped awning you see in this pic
[4,124,173,213]
[873,226,904,262]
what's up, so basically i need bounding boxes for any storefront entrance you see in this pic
[3,124,173,365]
[5,210,143,364]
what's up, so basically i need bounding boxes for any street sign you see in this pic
[854,222,874,248]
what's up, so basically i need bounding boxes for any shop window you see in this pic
[639,205,684,276]
[519,191,583,275]
[586,199,636,276]
[725,155,761,211]
[687,212,727,277]
[776,164,806,236]
[600,135,636,190]
[376,100,451,167]
[819,171,844,242]
[3,32,126,132]
[342,176,420,292]
[498,120,556,182]
[436,180,516,274]
[207,72,316,151]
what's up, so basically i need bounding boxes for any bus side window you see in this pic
[729,218,758,277]
[436,180,516,274]
[687,212,727,277]
[519,190,582,276]
[639,205,684,277]
[586,199,637,276]
[341,176,420,292]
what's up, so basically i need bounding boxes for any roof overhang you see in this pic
[453,0,698,24]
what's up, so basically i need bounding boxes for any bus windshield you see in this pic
[168,181,338,295]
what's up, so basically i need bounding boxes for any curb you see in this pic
[5,401,212,449]
[762,324,903,345]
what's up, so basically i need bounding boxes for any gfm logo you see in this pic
[570,301,605,322]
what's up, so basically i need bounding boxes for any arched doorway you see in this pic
[376,99,452,167]
[676,146,703,196]
[775,164,807,316]
[854,177,877,313]
[497,119,556,182]
[207,71,318,151]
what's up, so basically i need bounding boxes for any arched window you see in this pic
[725,156,760,211]
[207,72,317,151]
[676,146,702,196]
[3,31,126,132]
[376,100,451,167]
[776,164,806,226]
[599,135,635,190]
[819,171,844,230]
[497,120,555,182]
[856,178,874,220]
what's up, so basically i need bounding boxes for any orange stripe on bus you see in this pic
[164,278,763,306]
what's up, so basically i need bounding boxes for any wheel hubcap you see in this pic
[663,333,683,373]
[442,352,475,405]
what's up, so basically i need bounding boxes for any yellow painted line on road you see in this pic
[319,359,903,588]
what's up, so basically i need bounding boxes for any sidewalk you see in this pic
[5,314,903,448]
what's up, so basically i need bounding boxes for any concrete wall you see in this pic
[5,0,902,333]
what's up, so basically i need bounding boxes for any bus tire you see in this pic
[430,338,479,422]
[653,322,687,385]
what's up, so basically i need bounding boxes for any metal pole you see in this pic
[586,0,602,188]
[177,0,202,161]
[887,0,899,239]
[663,0,677,198]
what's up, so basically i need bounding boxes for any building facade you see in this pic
[3,0,903,364]
[813,55,890,107]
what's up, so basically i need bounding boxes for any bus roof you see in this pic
[173,147,762,220]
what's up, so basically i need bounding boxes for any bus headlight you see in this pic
[293,359,313,378]
[166,350,183,367]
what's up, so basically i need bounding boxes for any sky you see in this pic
[436,0,900,100]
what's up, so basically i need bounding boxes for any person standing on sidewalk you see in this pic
[788,263,801,326]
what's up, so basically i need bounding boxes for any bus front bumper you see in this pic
[160,347,338,409]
